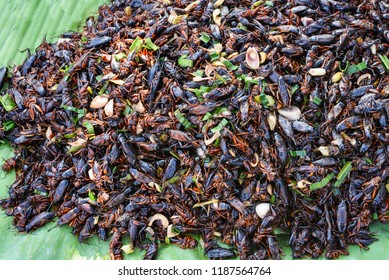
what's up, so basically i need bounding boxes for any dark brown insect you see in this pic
[170,236,198,249]
[143,241,158,260]
[25,212,54,233]
[1,158,16,172]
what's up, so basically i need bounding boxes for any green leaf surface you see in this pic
[0,94,16,111]
[0,0,389,260]
[0,0,109,66]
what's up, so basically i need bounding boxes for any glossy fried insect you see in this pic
[1,157,16,172]
[207,248,236,260]
[25,212,54,233]
[143,241,158,260]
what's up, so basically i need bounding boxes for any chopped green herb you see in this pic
[199,85,215,93]
[237,22,247,31]
[98,83,109,95]
[167,175,180,184]
[67,145,84,154]
[202,112,213,121]
[339,61,349,73]
[51,84,59,92]
[260,80,267,94]
[334,161,352,187]
[213,107,229,116]
[213,136,220,147]
[59,64,72,74]
[211,118,228,134]
[273,228,288,235]
[61,105,85,118]
[378,54,389,73]
[154,183,162,193]
[209,51,220,62]
[192,70,204,77]
[61,105,85,116]
[87,86,93,94]
[82,121,95,135]
[312,96,322,106]
[270,194,276,204]
[310,173,335,191]
[61,105,85,125]
[2,120,15,131]
[253,95,261,103]
[174,109,195,130]
[214,72,227,84]
[190,85,217,100]
[193,90,204,100]
[346,62,367,75]
[0,94,16,111]
[291,188,312,201]
[177,55,193,68]
[302,95,309,110]
[143,38,159,51]
[88,189,96,202]
[291,84,299,95]
[123,105,133,116]
[113,52,127,61]
[171,225,180,235]
[129,37,143,53]
[289,150,307,158]
[237,74,259,89]
[200,32,211,44]
[220,58,239,71]
[34,190,48,196]
[169,151,180,160]
[239,173,247,181]
[119,173,132,183]
[254,94,275,107]
[121,243,135,254]
[363,157,373,165]
[64,132,77,139]
[252,0,264,8]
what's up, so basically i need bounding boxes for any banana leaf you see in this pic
[0,0,388,260]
